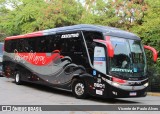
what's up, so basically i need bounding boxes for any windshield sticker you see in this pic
[111,68,133,73]
[133,68,138,73]
[94,57,106,61]
[61,33,79,38]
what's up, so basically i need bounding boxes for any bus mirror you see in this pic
[106,36,114,58]
[93,38,114,58]
[106,41,114,58]
[144,45,158,62]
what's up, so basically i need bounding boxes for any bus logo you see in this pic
[93,70,96,76]
[2,106,11,111]
[61,33,79,38]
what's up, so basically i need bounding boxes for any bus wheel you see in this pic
[72,79,87,99]
[15,71,22,85]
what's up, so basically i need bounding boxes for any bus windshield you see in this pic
[109,37,147,78]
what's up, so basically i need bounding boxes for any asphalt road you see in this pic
[0,77,160,114]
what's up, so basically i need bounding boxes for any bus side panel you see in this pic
[3,31,96,91]
[3,50,87,89]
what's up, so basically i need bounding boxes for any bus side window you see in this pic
[27,38,36,52]
[35,36,49,52]
[46,34,62,53]
[59,32,88,66]
[5,40,13,53]
[12,40,17,52]
[13,38,37,53]
[16,39,23,52]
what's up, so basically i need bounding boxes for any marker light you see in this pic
[112,77,127,84]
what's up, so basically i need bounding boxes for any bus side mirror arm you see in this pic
[144,45,158,62]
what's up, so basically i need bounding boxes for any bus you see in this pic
[3,24,158,98]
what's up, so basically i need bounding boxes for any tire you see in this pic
[15,71,22,85]
[72,79,88,99]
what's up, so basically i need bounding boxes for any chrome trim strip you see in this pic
[52,87,72,92]
[102,77,148,91]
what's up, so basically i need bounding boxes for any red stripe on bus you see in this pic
[5,31,43,41]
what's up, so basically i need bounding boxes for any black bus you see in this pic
[3,24,158,98]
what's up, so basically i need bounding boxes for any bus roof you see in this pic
[5,24,140,40]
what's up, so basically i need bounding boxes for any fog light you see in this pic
[144,82,149,87]
[112,91,117,95]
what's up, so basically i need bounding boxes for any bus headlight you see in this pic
[112,82,120,87]
[144,82,149,87]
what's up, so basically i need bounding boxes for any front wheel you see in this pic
[15,71,22,85]
[72,79,88,99]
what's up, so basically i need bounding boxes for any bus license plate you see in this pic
[130,92,137,96]
[96,90,103,95]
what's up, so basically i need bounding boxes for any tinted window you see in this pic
[33,35,61,53]
[4,32,90,68]
[27,38,37,52]
[59,32,88,65]
[16,39,25,52]
[5,40,10,52]
[5,40,17,53]
[5,37,43,53]
[45,35,61,52]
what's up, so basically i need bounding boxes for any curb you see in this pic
[147,92,160,96]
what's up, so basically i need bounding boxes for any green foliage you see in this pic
[0,0,47,36]
[0,0,85,36]
[131,0,160,91]
[131,0,160,79]
[43,0,85,27]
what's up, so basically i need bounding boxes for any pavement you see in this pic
[0,77,160,114]
[147,92,160,96]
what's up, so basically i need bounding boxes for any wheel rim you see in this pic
[15,73,19,82]
[75,83,84,96]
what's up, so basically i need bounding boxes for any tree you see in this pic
[131,0,160,90]
[43,0,85,27]
[0,0,49,35]
[0,0,85,38]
